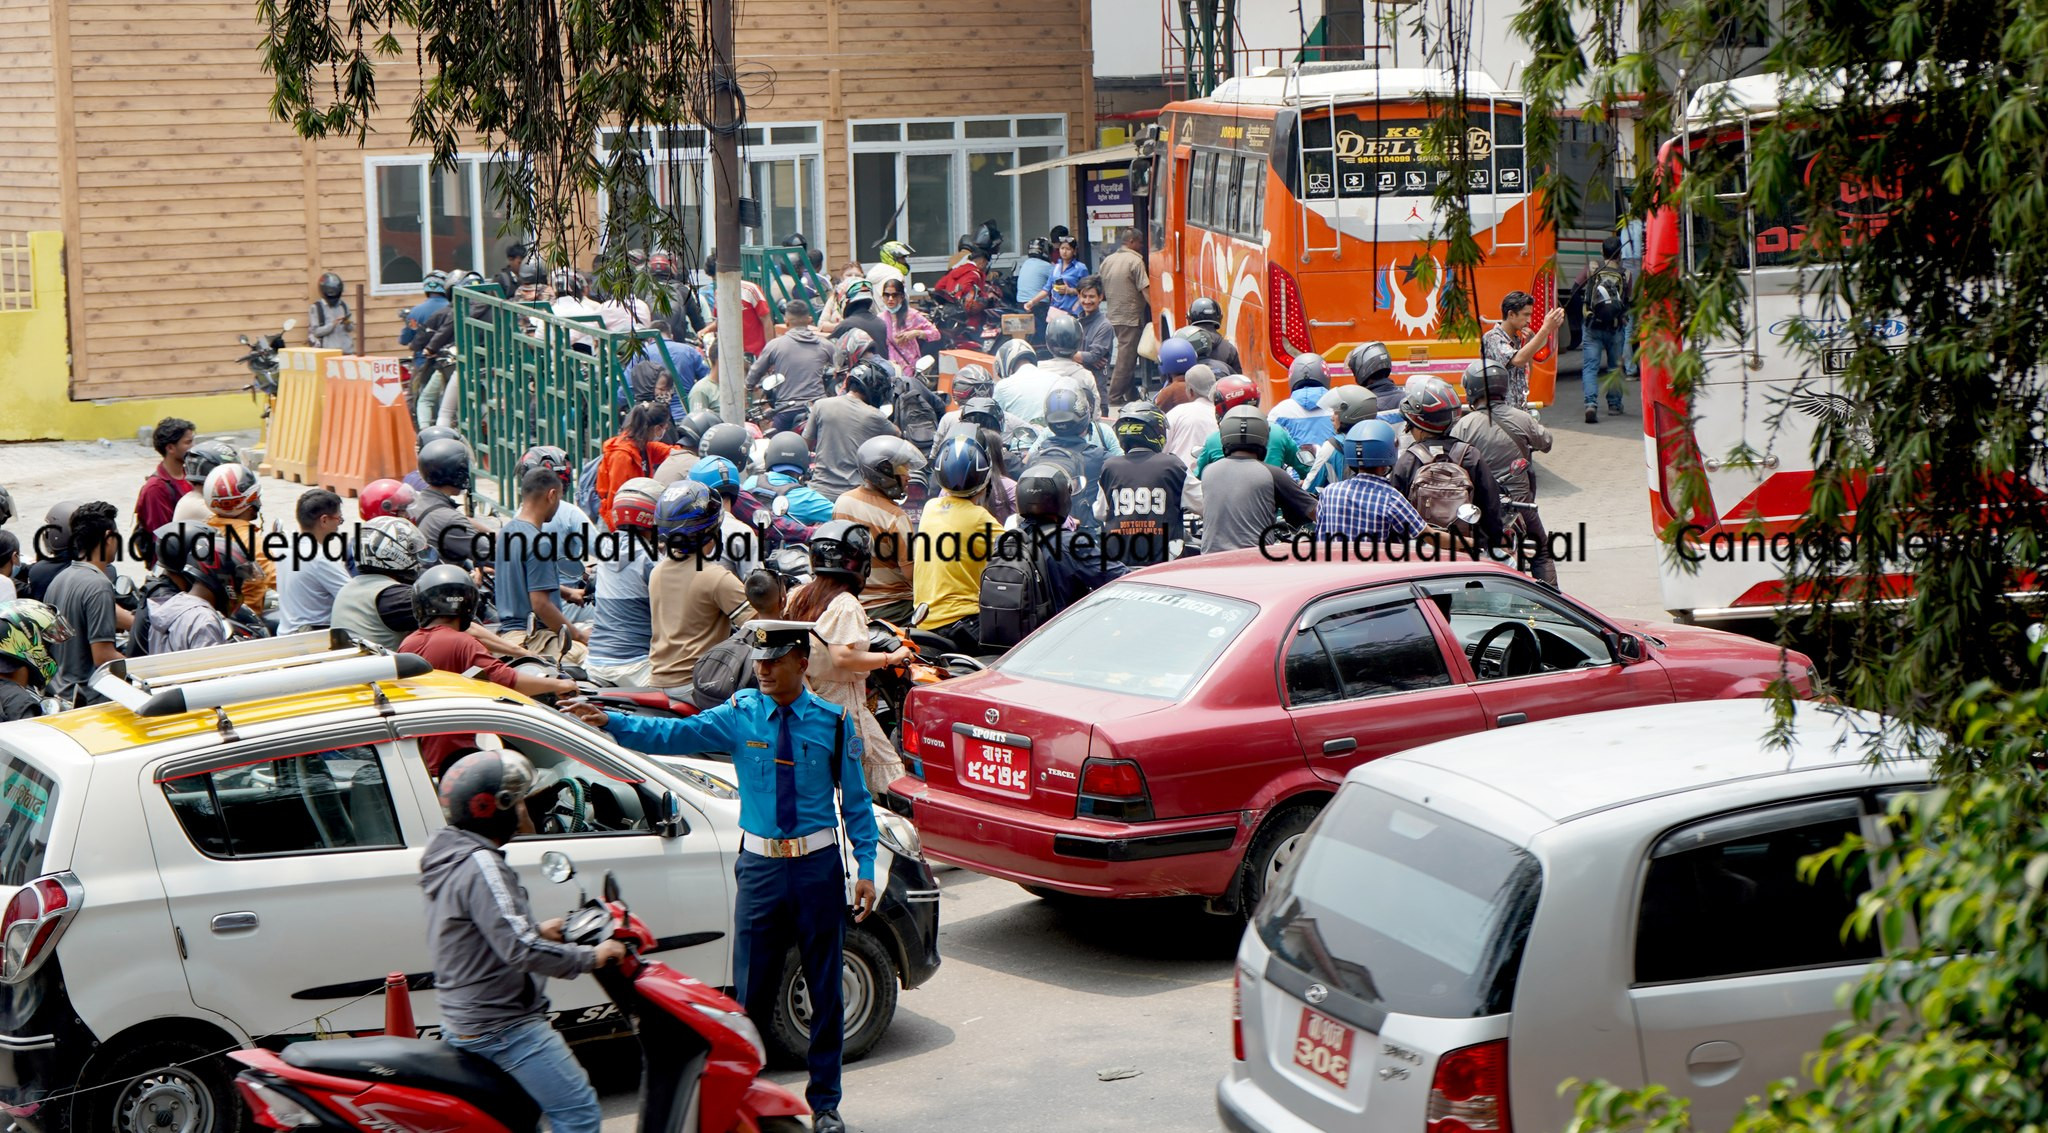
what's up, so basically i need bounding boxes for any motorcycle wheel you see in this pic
[767,927,898,1066]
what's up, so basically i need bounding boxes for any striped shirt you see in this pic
[584,538,655,667]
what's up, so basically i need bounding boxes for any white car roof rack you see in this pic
[88,630,432,719]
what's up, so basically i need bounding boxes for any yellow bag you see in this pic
[1138,321,1161,362]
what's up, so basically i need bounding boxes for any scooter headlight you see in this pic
[693,1003,767,1064]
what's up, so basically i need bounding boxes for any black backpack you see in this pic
[894,374,941,451]
[977,537,1053,650]
[1588,265,1629,328]
[689,630,756,710]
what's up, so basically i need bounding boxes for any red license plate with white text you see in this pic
[1293,1007,1355,1090]
[953,722,1032,798]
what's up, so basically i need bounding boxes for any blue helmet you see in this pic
[933,435,993,496]
[1343,419,1399,472]
[654,480,723,544]
[1043,386,1089,437]
[1158,337,1198,378]
[688,455,741,499]
[421,270,449,297]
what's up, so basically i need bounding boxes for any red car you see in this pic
[888,552,1815,914]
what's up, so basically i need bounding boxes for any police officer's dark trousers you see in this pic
[733,845,846,1111]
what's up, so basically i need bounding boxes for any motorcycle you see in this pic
[229,857,808,1133]
[866,602,986,756]
[235,318,296,423]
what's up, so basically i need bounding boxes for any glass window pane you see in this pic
[969,151,1015,252]
[1314,603,1451,699]
[965,120,1010,139]
[1018,146,1057,245]
[1635,814,1877,983]
[770,125,817,145]
[374,164,425,287]
[798,156,822,248]
[853,152,900,259]
[1187,152,1212,230]
[752,159,800,245]
[480,158,524,270]
[428,160,474,278]
[1239,156,1265,236]
[1019,117,1063,137]
[669,159,706,263]
[854,122,900,143]
[906,153,954,261]
[161,746,400,858]
[994,584,1257,700]
[1284,632,1342,706]
[1216,156,1242,236]
[907,121,955,141]
[739,128,764,147]
[606,161,660,265]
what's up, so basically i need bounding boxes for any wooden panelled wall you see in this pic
[19,0,1091,399]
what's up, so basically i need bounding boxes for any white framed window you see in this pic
[596,123,825,265]
[364,155,527,296]
[848,115,1068,276]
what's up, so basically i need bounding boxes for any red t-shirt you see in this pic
[135,466,192,557]
[399,625,518,775]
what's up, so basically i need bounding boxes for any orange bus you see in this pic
[1146,65,1559,406]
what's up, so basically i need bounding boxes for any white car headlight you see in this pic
[875,811,922,860]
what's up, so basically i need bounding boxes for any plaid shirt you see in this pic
[1482,325,1531,408]
[1315,475,1424,541]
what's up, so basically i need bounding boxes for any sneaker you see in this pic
[1584,406,1599,424]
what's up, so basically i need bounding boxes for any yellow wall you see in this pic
[0,232,261,442]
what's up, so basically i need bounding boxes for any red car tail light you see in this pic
[1428,1039,1510,1133]
[1077,758,1153,822]
[1232,968,1245,1061]
[1269,262,1313,362]
[1,873,81,985]
[902,718,925,778]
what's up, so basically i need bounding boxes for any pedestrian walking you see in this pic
[1098,229,1151,402]
[565,622,880,1133]
[308,272,354,352]
[1569,235,1632,422]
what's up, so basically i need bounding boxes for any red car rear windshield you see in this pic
[995,583,1257,700]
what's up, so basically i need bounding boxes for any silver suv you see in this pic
[1219,699,1919,1133]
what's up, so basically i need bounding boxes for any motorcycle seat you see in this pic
[280,1037,540,1133]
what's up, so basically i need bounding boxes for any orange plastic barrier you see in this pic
[259,347,337,484]
[316,356,418,498]
[936,348,996,400]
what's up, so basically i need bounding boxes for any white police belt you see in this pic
[742,828,840,859]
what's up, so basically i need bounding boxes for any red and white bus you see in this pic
[1147,65,1560,406]
[1640,74,1913,621]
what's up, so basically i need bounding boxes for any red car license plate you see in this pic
[1292,1007,1355,1089]
[960,737,1031,798]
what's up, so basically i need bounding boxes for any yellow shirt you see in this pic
[912,495,998,630]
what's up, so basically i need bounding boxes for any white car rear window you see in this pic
[0,747,58,885]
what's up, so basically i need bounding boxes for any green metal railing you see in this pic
[742,245,832,313]
[450,283,677,504]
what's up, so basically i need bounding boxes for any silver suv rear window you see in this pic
[1257,784,1541,1019]
[994,584,1256,700]
[0,746,58,885]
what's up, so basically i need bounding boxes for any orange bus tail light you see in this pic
[1269,262,1313,361]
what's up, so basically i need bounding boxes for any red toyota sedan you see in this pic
[887,552,1815,915]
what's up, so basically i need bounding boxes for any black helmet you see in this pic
[699,423,750,468]
[183,529,258,612]
[959,396,1005,432]
[1346,341,1394,386]
[40,502,82,557]
[1113,401,1167,453]
[517,259,548,286]
[183,439,242,486]
[1044,386,1089,437]
[418,438,474,491]
[848,359,896,408]
[1173,325,1220,359]
[1026,237,1054,261]
[1462,359,1511,407]
[149,522,213,578]
[1288,353,1331,392]
[1399,376,1462,433]
[319,272,344,302]
[762,431,812,478]
[412,563,479,631]
[933,435,993,496]
[832,328,878,374]
[438,750,537,842]
[1218,405,1271,457]
[0,485,13,528]
[517,445,575,489]
[1187,296,1223,329]
[782,232,809,248]
[1015,463,1073,523]
[415,425,464,453]
[806,520,874,592]
[857,435,926,500]
[1045,316,1083,356]
[677,410,723,451]
[952,364,995,403]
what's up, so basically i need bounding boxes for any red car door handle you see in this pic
[1497,713,1529,726]
[1321,738,1358,755]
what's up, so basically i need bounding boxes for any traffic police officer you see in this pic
[563,620,877,1133]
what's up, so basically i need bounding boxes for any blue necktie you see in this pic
[773,705,798,835]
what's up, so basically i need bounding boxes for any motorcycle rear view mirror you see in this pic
[771,495,791,518]
[910,601,930,626]
[238,335,251,346]
[653,791,688,839]
[761,373,784,391]
[602,871,622,904]
[282,317,297,332]
[915,355,937,376]
[540,851,576,884]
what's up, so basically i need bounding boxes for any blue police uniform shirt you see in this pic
[742,472,836,525]
[600,688,880,882]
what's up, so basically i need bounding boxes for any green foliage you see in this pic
[257,0,718,296]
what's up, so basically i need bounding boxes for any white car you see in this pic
[0,634,939,1133]
[1219,699,1920,1133]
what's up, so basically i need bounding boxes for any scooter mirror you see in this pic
[915,355,937,376]
[602,871,622,904]
[910,601,930,626]
[282,317,297,332]
[771,495,791,518]
[238,335,251,346]
[761,373,784,391]
[540,851,576,884]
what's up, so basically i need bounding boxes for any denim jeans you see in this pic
[446,1016,602,1133]
[1581,324,1628,409]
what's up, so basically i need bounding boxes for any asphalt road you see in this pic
[0,352,1664,1133]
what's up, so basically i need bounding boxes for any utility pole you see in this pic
[709,0,747,425]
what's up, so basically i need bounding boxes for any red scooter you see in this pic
[228,860,809,1133]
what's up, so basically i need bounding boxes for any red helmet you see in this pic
[612,477,662,531]
[1212,374,1260,418]
[202,463,260,515]
[359,478,417,521]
